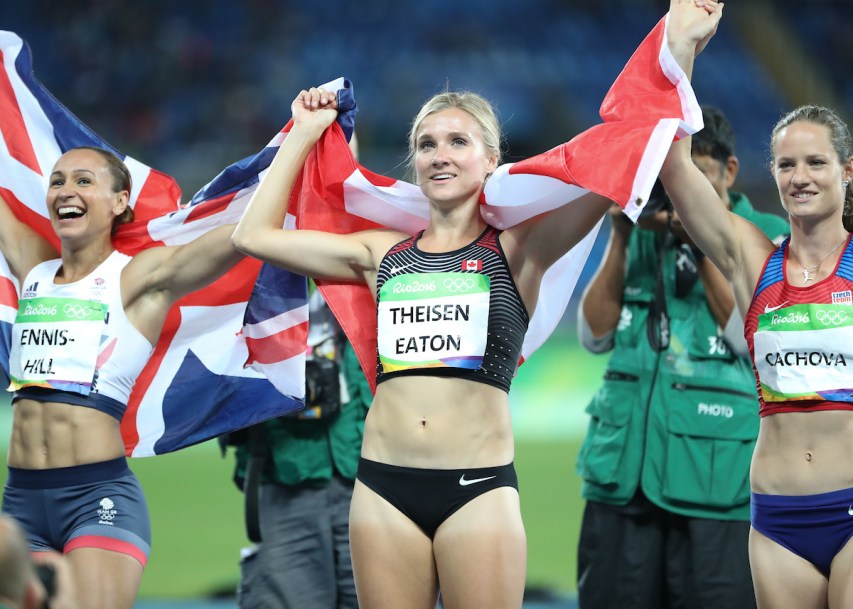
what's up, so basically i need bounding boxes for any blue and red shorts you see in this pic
[2,457,151,567]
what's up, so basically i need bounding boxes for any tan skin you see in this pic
[232,3,721,607]
[0,515,79,609]
[0,148,244,609]
[660,115,853,607]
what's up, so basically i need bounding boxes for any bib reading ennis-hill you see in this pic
[377,272,490,372]
[754,303,853,403]
[9,296,107,394]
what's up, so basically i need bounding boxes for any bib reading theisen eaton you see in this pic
[9,296,106,394]
[378,272,490,372]
[754,303,853,403]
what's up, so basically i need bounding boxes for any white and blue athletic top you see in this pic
[9,251,153,420]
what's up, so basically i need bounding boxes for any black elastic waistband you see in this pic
[7,457,130,489]
[14,387,126,421]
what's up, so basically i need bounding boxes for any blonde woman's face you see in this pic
[414,108,498,206]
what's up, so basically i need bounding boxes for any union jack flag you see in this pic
[0,30,307,457]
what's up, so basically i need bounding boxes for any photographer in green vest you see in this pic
[225,285,370,609]
[575,106,789,609]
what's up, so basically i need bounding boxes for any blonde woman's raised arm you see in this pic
[232,88,377,282]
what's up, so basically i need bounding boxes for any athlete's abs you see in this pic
[362,375,514,469]
[8,399,126,469]
[751,410,853,495]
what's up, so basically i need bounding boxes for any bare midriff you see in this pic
[7,399,126,469]
[751,409,853,495]
[361,375,514,470]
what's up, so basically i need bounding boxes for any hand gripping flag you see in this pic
[0,30,307,456]
[274,14,703,391]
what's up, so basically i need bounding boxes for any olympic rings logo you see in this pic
[816,309,848,326]
[63,303,94,320]
[444,277,477,293]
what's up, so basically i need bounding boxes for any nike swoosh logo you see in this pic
[389,264,414,274]
[764,302,789,313]
[459,474,497,486]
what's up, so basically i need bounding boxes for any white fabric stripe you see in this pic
[283,211,296,230]
[342,169,429,234]
[243,303,309,339]
[521,217,604,357]
[123,156,155,209]
[483,168,589,229]
[0,34,55,214]
[623,119,680,221]
[659,15,703,139]
[247,355,304,401]
[145,183,254,245]
[0,305,15,323]
[342,166,594,234]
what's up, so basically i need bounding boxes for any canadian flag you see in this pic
[462,259,483,272]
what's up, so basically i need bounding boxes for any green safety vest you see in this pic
[577,193,789,519]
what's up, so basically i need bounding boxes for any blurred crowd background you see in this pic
[4,0,851,213]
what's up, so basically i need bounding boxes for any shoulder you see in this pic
[119,245,171,296]
[731,192,789,240]
[123,245,167,275]
[361,228,413,256]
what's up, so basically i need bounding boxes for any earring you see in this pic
[844,180,850,189]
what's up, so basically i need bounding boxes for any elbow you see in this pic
[230,227,254,257]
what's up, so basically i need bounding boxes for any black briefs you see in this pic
[356,458,518,538]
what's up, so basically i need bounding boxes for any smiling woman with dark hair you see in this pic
[0,146,244,609]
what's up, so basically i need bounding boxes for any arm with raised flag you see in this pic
[0,191,58,283]
[231,89,404,286]
[117,224,246,345]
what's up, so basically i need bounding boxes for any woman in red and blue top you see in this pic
[660,105,853,609]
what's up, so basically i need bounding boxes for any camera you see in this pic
[639,179,673,219]
[35,563,57,608]
[295,354,341,420]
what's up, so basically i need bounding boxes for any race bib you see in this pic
[377,272,490,372]
[754,303,853,402]
[8,296,107,395]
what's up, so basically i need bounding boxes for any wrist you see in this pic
[290,122,329,142]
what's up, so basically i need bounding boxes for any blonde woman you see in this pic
[233,3,722,605]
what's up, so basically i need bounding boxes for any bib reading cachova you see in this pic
[754,303,853,402]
